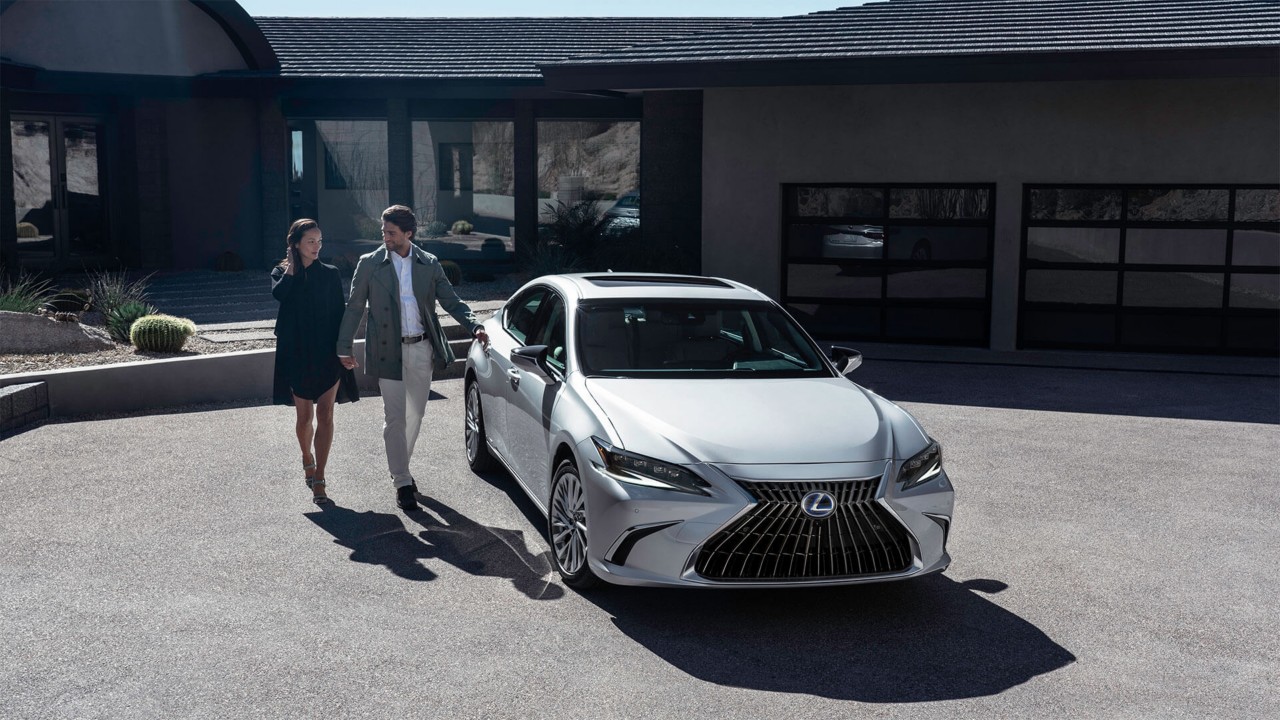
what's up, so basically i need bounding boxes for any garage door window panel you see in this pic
[1026,228,1120,264]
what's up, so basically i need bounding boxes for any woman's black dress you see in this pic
[271,261,359,405]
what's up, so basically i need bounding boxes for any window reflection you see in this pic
[1127,189,1228,221]
[413,121,514,261]
[886,225,988,261]
[1026,227,1119,263]
[787,264,880,299]
[1124,228,1226,265]
[889,188,990,219]
[1234,189,1280,222]
[1229,274,1280,309]
[886,268,986,299]
[791,187,882,218]
[1123,272,1224,308]
[1028,188,1121,221]
[314,120,387,242]
[1232,230,1280,266]
[1025,270,1117,305]
[537,121,639,229]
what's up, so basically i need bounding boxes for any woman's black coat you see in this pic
[271,261,360,406]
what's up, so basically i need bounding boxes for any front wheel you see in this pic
[548,460,600,590]
[464,379,495,471]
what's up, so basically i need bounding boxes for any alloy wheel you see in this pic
[551,469,588,576]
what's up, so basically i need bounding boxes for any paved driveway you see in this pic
[1,363,1275,719]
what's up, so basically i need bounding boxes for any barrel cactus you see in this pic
[106,300,158,343]
[130,314,196,352]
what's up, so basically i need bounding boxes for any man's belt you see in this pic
[402,334,426,345]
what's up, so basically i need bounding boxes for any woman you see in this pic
[271,219,359,504]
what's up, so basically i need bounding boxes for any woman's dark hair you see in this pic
[381,205,417,239]
[278,218,320,268]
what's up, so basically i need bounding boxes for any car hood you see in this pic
[583,377,893,464]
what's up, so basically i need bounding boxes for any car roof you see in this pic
[540,273,769,303]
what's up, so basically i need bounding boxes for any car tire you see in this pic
[464,379,496,472]
[548,459,601,590]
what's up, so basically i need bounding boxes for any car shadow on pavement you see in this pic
[583,575,1074,703]
[304,500,563,600]
[851,360,1277,424]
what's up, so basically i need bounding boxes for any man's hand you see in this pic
[339,355,359,370]
[473,327,489,347]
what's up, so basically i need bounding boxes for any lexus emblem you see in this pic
[800,490,836,519]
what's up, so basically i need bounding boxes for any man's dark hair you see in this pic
[381,205,417,238]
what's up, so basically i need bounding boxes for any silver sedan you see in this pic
[464,273,954,589]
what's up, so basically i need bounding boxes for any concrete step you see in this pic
[0,381,49,439]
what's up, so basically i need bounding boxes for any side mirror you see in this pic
[830,345,862,376]
[511,344,557,383]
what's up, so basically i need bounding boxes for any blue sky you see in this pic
[238,0,868,17]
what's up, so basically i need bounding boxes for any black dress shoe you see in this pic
[396,484,420,512]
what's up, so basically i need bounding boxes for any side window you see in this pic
[534,294,567,373]
[504,288,546,344]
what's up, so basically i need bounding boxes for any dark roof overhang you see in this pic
[541,46,1280,92]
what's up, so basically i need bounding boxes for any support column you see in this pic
[258,97,289,267]
[0,87,17,279]
[513,100,537,260]
[387,98,412,209]
[641,90,703,274]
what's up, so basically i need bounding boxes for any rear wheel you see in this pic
[549,460,600,590]
[464,379,495,471]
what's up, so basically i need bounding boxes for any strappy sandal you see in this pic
[306,475,330,505]
[303,459,329,505]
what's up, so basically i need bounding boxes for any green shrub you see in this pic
[540,200,607,259]
[130,314,196,352]
[440,260,462,286]
[424,220,449,238]
[0,273,54,313]
[451,219,474,235]
[89,270,153,316]
[16,222,39,239]
[106,300,159,343]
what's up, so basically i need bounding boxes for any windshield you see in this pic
[577,300,832,379]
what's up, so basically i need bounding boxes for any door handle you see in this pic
[506,367,521,389]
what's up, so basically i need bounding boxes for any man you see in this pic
[336,205,488,512]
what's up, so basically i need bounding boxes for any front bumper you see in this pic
[579,451,955,588]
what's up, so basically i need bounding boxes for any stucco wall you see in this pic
[0,0,248,76]
[701,77,1280,350]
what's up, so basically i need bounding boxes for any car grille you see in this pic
[694,478,913,581]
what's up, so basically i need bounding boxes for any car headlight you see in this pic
[897,440,943,490]
[591,438,710,496]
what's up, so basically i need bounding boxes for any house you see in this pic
[2,0,1276,355]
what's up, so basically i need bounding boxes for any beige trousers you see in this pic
[378,340,434,488]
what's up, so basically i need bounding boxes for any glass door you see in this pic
[10,115,109,267]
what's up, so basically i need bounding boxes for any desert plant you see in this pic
[130,314,196,353]
[106,300,159,343]
[440,260,463,286]
[16,222,39,238]
[0,273,55,313]
[89,270,153,316]
[540,200,608,259]
[520,240,583,280]
[424,220,449,238]
[451,219,474,235]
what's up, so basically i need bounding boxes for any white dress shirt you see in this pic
[390,250,426,336]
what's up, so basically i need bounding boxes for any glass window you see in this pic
[413,121,514,262]
[1124,229,1227,265]
[11,120,54,255]
[577,301,828,378]
[787,264,880,299]
[314,120,388,242]
[537,121,639,225]
[1229,274,1280,309]
[886,225,988,261]
[505,288,547,344]
[889,188,990,219]
[1234,189,1280,222]
[1028,188,1121,221]
[1232,230,1280,267]
[791,187,882,218]
[1121,314,1221,348]
[1021,310,1116,346]
[1026,227,1120,263]
[1123,272,1224,308]
[885,307,986,342]
[785,303,880,338]
[796,223,886,261]
[1127,189,1229,221]
[886,268,986,299]
[1025,270,1118,305]
[534,294,568,372]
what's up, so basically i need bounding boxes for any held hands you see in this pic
[339,355,359,370]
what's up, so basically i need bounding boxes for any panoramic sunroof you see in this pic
[583,275,732,288]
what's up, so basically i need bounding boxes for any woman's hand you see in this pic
[339,355,359,370]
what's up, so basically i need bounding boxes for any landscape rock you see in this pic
[0,310,114,354]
